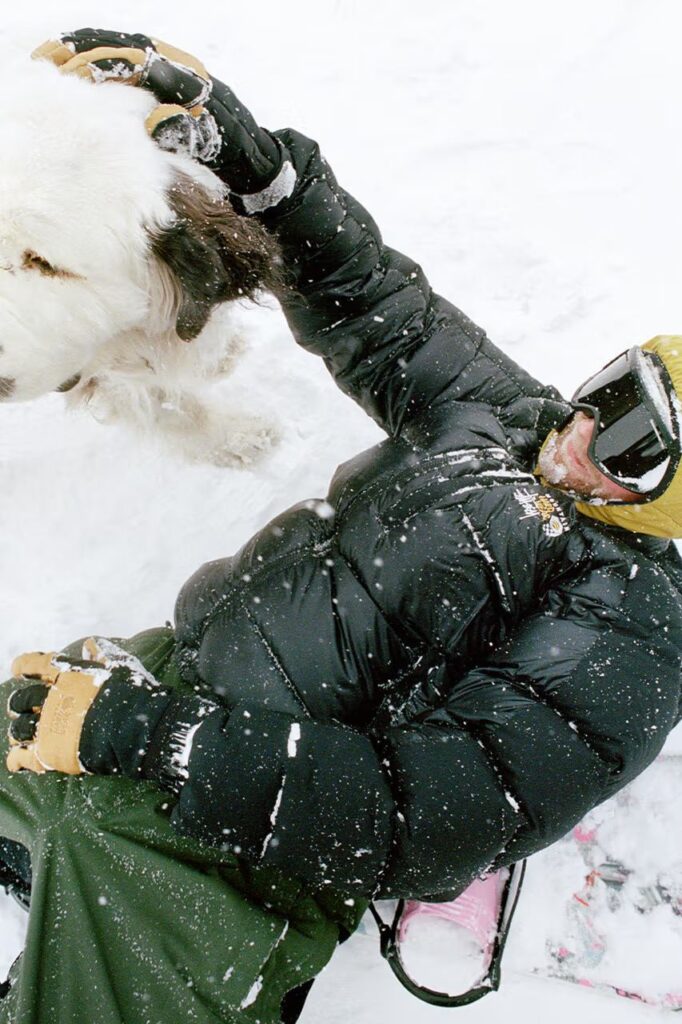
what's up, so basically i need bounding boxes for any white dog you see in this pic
[0,58,284,466]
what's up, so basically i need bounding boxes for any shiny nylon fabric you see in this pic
[165,130,682,909]
[0,628,353,1024]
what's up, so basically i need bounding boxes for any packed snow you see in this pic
[1,2,682,1021]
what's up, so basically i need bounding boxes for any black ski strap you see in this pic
[369,859,527,1008]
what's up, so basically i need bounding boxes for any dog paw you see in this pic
[201,416,281,467]
[213,333,247,379]
[162,399,281,467]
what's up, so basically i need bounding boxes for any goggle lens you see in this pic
[571,349,676,494]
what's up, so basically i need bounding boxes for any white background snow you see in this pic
[1,2,682,1020]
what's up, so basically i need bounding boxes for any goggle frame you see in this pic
[570,347,679,498]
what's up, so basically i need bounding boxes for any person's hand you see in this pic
[6,638,158,775]
[32,29,294,207]
[33,30,217,162]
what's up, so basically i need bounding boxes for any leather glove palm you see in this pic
[33,29,294,207]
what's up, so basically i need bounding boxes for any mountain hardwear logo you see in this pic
[513,488,569,537]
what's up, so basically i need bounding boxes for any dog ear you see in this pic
[150,172,285,341]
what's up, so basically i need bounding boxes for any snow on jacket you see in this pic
[163,129,682,901]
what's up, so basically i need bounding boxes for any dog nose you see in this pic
[0,377,15,399]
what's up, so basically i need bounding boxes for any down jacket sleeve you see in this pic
[162,564,681,901]
[261,129,562,438]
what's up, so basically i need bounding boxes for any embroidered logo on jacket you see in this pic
[513,488,569,537]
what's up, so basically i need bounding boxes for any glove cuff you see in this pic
[142,694,221,795]
[213,125,295,206]
[79,678,172,777]
[80,678,220,792]
[234,149,297,215]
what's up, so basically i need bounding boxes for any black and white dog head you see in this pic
[0,58,284,464]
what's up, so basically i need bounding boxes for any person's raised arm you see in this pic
[36,30,564,439]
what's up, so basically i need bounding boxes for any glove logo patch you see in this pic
[513,488,569,538]
[52,695,77,737]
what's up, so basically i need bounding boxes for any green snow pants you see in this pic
[0,627,364,1024]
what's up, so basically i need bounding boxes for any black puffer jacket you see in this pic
[154,131,682,900]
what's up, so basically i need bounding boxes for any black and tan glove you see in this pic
[7,638,160,774]
[33,29,295,210]
[7,637,218,793]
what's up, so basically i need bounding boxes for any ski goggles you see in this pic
[571,346,680,495]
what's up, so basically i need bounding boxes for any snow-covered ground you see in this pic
[1,2,682,1020]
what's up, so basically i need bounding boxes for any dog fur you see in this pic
[0,58,285,466]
